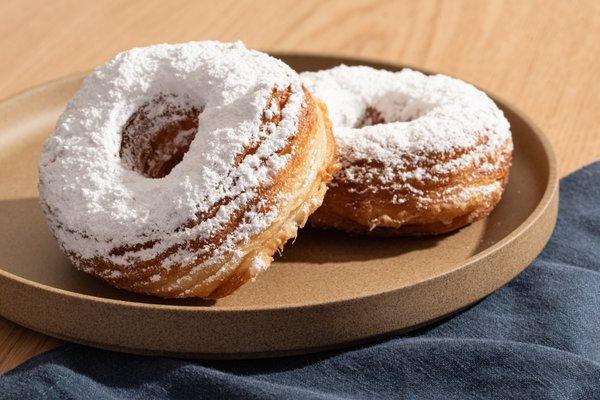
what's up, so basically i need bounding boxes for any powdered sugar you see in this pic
[301,65,512,201]
[249,256,269,277]
[39,41,305,271]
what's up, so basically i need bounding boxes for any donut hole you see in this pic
[120,94,202,179]
[356,106,386,127]
[356,94,428,128]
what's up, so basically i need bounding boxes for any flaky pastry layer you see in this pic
[310,142,512,236]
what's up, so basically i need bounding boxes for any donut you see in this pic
[39,41,338,298]
[301,65,512,236]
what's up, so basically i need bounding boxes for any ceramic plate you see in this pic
[0,55,558,358]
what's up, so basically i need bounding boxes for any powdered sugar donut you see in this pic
[39,41,338,298]
[302,65,512,235]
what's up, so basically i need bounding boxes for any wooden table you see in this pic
[1,0,598,373]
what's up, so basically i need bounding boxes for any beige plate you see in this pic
[0,55,558,358]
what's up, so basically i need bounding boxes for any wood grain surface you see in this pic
[0,0,598,373]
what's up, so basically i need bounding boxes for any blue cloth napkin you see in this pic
[1,163,599,400]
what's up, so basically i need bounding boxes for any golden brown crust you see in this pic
[205,97,339,298]
[310,141,512,236]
